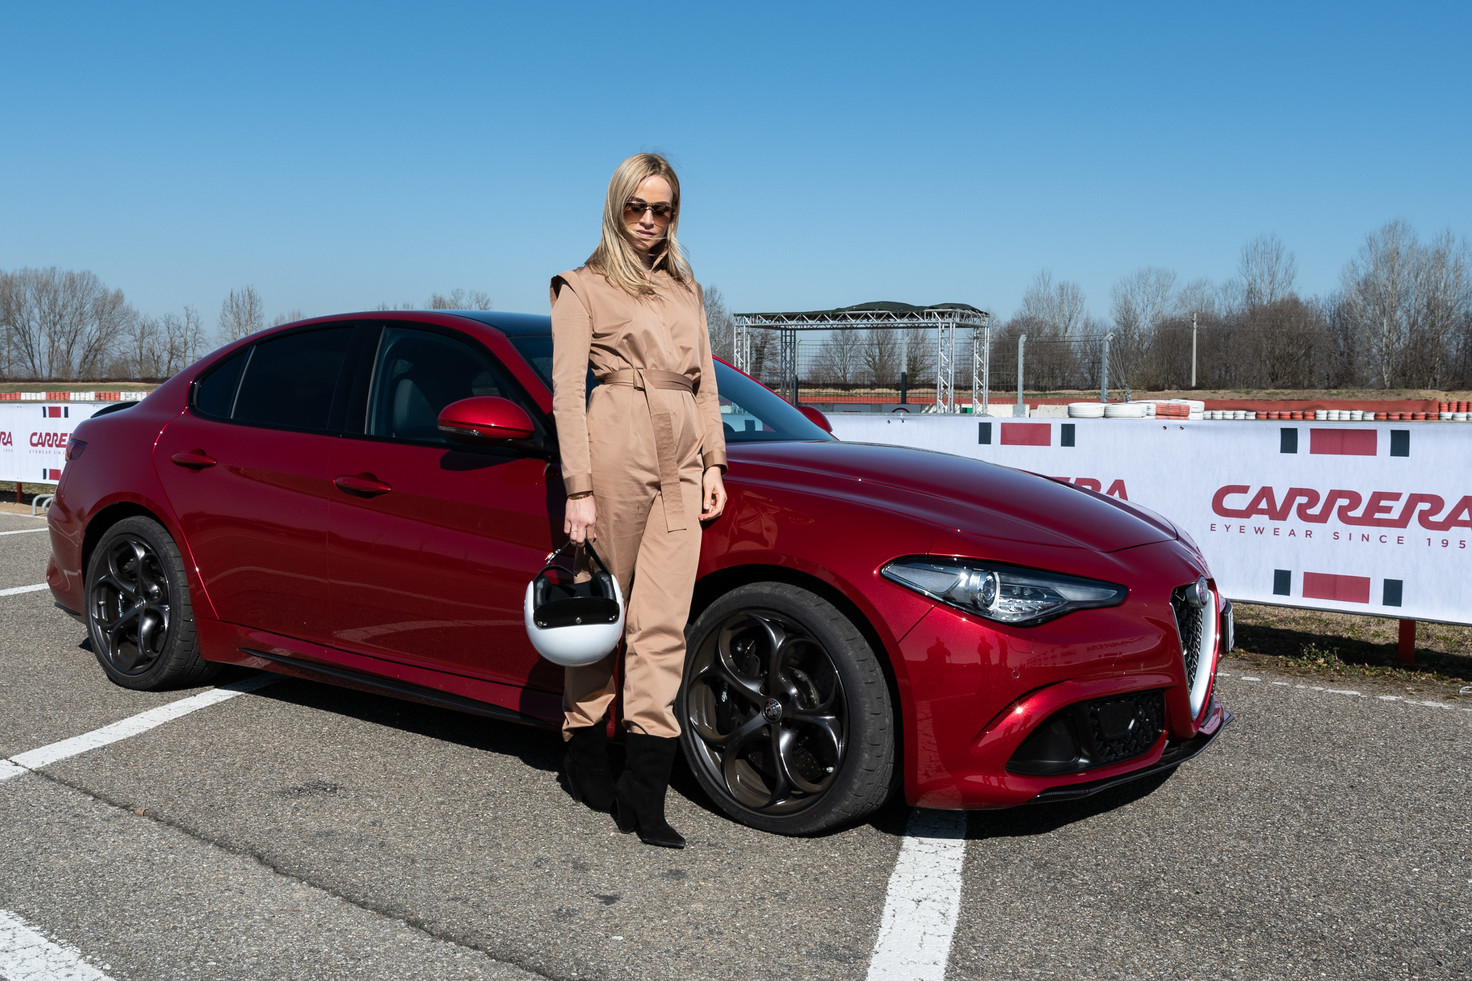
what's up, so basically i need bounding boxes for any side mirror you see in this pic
[798,405,834,434]
[437,396,536,443]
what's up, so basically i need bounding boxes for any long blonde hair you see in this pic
[586,153,693,297]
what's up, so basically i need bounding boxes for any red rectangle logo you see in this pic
[1302,572,1371,603]
[1309,429,1376,456]
[1000,423,1051,446]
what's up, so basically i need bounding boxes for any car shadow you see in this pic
[861,769,1178,841]
[230,667,563,776]
[234,666,1180,841]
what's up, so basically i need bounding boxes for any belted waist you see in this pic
[598,368,695,395]
[596,367,696,532]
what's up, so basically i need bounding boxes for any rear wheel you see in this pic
[678,583,894,835]
[86,516,217,690]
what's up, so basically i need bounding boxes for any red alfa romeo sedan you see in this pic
[47,310,1231,834]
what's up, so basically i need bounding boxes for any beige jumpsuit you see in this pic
[550,266,727,739]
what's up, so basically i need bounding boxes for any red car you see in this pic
[47,311,1231,834]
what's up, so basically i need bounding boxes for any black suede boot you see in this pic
[564,724,615,813]
[614,733,686,848]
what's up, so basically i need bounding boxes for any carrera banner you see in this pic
[830,415,1470,625]
[0,403,105,485]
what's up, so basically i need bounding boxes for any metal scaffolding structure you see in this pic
[732,305,991,412]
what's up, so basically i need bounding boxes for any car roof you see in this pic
[444,311,550,336]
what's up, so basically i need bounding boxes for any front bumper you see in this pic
[1028,694,1233,804]
[892,544,1231,810]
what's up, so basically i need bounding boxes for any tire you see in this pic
[85,516,217,690]
[677,583,894,835]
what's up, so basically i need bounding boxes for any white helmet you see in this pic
[523,541,625,667]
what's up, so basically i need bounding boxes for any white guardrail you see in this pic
[830,413,1470,626]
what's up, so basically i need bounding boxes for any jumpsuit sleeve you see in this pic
[550,273,596,498]
[693,282,728,475]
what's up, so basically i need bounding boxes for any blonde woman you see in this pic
[550,153,727,848]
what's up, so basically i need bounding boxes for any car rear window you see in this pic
[196,326,355,432]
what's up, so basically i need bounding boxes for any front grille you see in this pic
[1171,587,1206,683]
[1170,581,1218,718]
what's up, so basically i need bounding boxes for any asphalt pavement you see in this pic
[1,508,1468,980]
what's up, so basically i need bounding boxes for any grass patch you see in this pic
[0,380,157,393]
[1230,602,1472,692]
[0,483,57,510]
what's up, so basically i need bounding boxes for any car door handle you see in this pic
[334,474,392,497]
[170,450,217,470]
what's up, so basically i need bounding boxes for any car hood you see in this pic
[726,440,1177,553]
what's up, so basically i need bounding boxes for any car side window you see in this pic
[367,326,508,444]
[193,348,248,419]
[194,326,355,432]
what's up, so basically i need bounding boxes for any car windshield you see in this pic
[509,335,834,444]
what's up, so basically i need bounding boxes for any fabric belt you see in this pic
[598,368,696,531]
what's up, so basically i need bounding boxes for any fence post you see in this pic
[1101,332,1112,402]
[1016,334,1026,416]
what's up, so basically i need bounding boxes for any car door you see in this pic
[326,322,564,708]
[154,324,359,649]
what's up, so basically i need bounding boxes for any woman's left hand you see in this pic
[700,467,727,521]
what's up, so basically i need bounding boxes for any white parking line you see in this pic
[1218,671,1472,714]
[0,675,280,783]
[0,909,115,980]
[0,527,48,536]
[866,808,968,981]
[0,584,48,598]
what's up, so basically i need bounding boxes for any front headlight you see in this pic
[882,558,1127,626]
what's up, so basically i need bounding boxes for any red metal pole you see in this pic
[1397,619,1416,667]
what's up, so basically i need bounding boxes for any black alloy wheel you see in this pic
[679,583,894,835]
[86,516,216,690]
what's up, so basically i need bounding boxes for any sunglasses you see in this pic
[624,198,674,223]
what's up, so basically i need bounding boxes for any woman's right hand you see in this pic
[565,494,597,545]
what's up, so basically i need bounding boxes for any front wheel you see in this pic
[678,583,894,835]
[86,516,217,690]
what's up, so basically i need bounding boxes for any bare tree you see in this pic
[0,267,135,379]
[0,270,23,378]
[901,328,935,384]
[218,286,265,342]
[1111,267,1178,335]
[117,315,164,379]
[271,309,307,327]
[428,288,494,310]
[1174,277,1222,320]
[1242,297,1329,388]
[1341,220,1421,387]
[1236,233,1298,308]
[1110,267,1177,387]
[1407,229,1472,386]
[810,332,860,386]
[160,306,206,375]
[702,283,736,362]
[1019,270,1087,336]
[860,328,900,387]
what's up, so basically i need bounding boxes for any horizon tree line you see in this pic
[775,221,1471,395]
[2,219,1467,391]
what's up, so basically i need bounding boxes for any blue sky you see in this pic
[3,2,1468,330]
